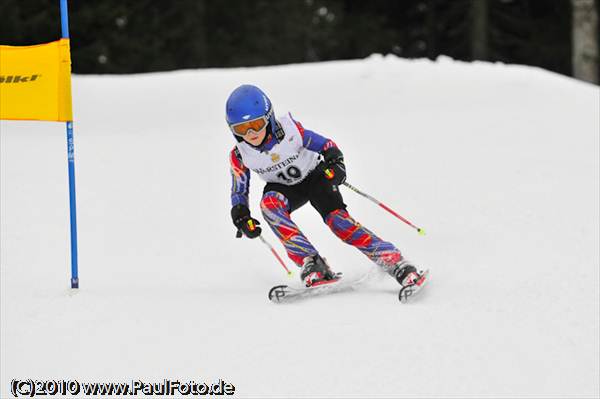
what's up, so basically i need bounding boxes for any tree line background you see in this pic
[0,0,598,82]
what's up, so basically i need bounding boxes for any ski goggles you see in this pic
[229,114,269,137]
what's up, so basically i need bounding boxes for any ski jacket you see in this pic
[229,113,337,207]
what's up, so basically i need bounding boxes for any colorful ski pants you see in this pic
[260,191,402,270]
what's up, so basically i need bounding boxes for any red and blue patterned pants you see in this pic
[260,190,402,269]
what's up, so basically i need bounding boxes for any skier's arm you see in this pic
[293,119,338,153]
[293,119,347,185]
[230,148,250,207]
[229,148,261,238]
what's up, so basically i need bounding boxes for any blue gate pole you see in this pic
[60,0,79,289]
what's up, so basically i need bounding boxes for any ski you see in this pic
[268,272,373,303]
[268,269,430,303]
[398,269,430,303]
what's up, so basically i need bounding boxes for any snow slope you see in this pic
[1,55,599,398]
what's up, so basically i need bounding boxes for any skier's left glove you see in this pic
[321,146,346,186]
[231,204,262,239]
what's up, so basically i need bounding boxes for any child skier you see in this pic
[227,84,422,289]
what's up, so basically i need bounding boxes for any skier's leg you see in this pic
[324,208,402,267]
[260,191,317,267]
[324,209,421,285]
[305,168,400,269]
[305,167,421,285]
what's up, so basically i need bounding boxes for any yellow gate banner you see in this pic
[0,38,73,121]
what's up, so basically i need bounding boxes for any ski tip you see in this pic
[268,285,289,303]
[398,270,429,303]
[417,228,426,236]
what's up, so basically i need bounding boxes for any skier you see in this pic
[227,84,422,289]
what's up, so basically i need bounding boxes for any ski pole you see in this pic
[342,181,426,236]
[236,225,293,277]
[259,235,294,277]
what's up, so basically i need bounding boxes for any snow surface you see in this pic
[1,55,599,398]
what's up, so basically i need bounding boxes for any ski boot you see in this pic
[390,259,429,302]
[392,260,421,287]
[300,254,339,287]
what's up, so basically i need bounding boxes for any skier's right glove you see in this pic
[231,204,262,239]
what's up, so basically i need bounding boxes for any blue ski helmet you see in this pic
[226,85,276,140]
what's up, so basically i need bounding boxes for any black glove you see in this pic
[321,146,346,186]
[231,204,262,239]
